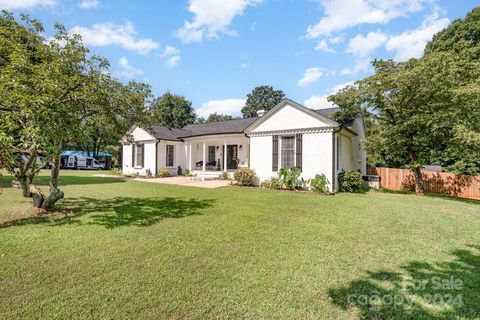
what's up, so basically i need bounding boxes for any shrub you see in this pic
[261,176,282,190]
[221,172,230,180]
[146,169,153,178]
[310,173,330,193]
[338,170,363,192]
[108,169,122,176]
[234,167,257,186]
[278,167,301,190]
[156,169,170,178]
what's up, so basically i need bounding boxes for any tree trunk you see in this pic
[406,146,425,195]
[29,152,64,212]
[412,167,425,195]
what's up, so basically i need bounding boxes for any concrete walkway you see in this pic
[135,176,232,189]
[94,174,232,189]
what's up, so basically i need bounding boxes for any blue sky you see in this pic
[1,0,479,117]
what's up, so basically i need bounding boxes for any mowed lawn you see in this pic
[0,171,479,319]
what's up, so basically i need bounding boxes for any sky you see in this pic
[1,0,479,117]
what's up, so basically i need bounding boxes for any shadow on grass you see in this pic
[375,188,480,205]
[328,245,480,319]
[0,174,125,189]
[0,196,215,229]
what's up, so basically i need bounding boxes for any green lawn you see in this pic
[0,170,479,319]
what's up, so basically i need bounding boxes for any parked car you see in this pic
[64,155,104,170]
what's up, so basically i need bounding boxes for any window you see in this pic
[135,144,144,167]
[336,136,342,171]
[166,145,175,167]
[281,136,295,169]
[208,146,216,163]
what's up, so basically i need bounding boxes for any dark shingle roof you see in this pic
[180,117,257,137]
[314,107,340,119]
[146,117,258,140]
[147,125,190,141]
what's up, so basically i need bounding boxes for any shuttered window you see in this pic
[272,135,278,171]
[295,134,302,171]
[281,136,295,169]
[135,144,144,167]
[166,145,175,167]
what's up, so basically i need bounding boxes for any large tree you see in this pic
[150,92,196,128]
[241,85,285,118]
[0,12,150,210]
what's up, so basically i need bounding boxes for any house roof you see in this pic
[180,117,257,138]
[314,107,340,119]
[147,125,190,141]
[143,99,356,141]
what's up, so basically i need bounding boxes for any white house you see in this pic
[122,99,366,191]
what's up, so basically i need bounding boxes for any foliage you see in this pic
[260,176,282,190]
[241,85,285,118]
[156,169,170,178]
[278,167,301,190]
[220,172,230,180]
[0,12,152,210]
[328,86,364,127]
[310,174,330,193]
[233,167,257,186]
[150,92,195,128]
[327,8,480,191]
[338,170,363,193]
[197,113,239,123]
[184,169,194,177]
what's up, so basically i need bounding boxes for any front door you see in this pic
[226,145,238,169]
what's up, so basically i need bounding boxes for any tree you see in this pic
[0,12,151,210]
[329,53,479,194]
[150,92,195,128]
[241,85,285,118]
[199,113,239,123]
[70,79,152,160]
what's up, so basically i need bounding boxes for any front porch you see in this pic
[185,134,250,173]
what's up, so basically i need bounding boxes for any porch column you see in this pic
[202,142,206,171]
[223,138,227,172]
[188,143,192,171]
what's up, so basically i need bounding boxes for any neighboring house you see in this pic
[122,99,366,191]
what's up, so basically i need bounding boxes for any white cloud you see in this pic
[304,81,353,109]
[116,57,143,79]
[79,0,100,9]
[306,0,426,39]
[175,0,261,43]
[0,0,56,9]
[341,57,372,75]
[304,95,333,109]
[347,31,387,57]
[159,46,181,68]
[70,22,159,54]
[195,98,246,117]
[298,67,325,87]
[240,62,250,69]
[386,9,449,61]
[315,39,335,53]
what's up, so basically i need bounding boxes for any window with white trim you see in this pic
[135,144,144,167]
[166,145,175,167]
[281,136,295,169]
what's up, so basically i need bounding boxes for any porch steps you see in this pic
[191,171,222,181]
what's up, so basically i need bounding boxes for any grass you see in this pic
[0,170,479,319]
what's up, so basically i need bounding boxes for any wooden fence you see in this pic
[367,167,480,200]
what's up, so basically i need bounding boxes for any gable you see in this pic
[248,102,334,133]
[130,127,156,142]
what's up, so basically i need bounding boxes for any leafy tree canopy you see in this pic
[196,113,239,123]
[150,92,196,128]
[241,85,285,118]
